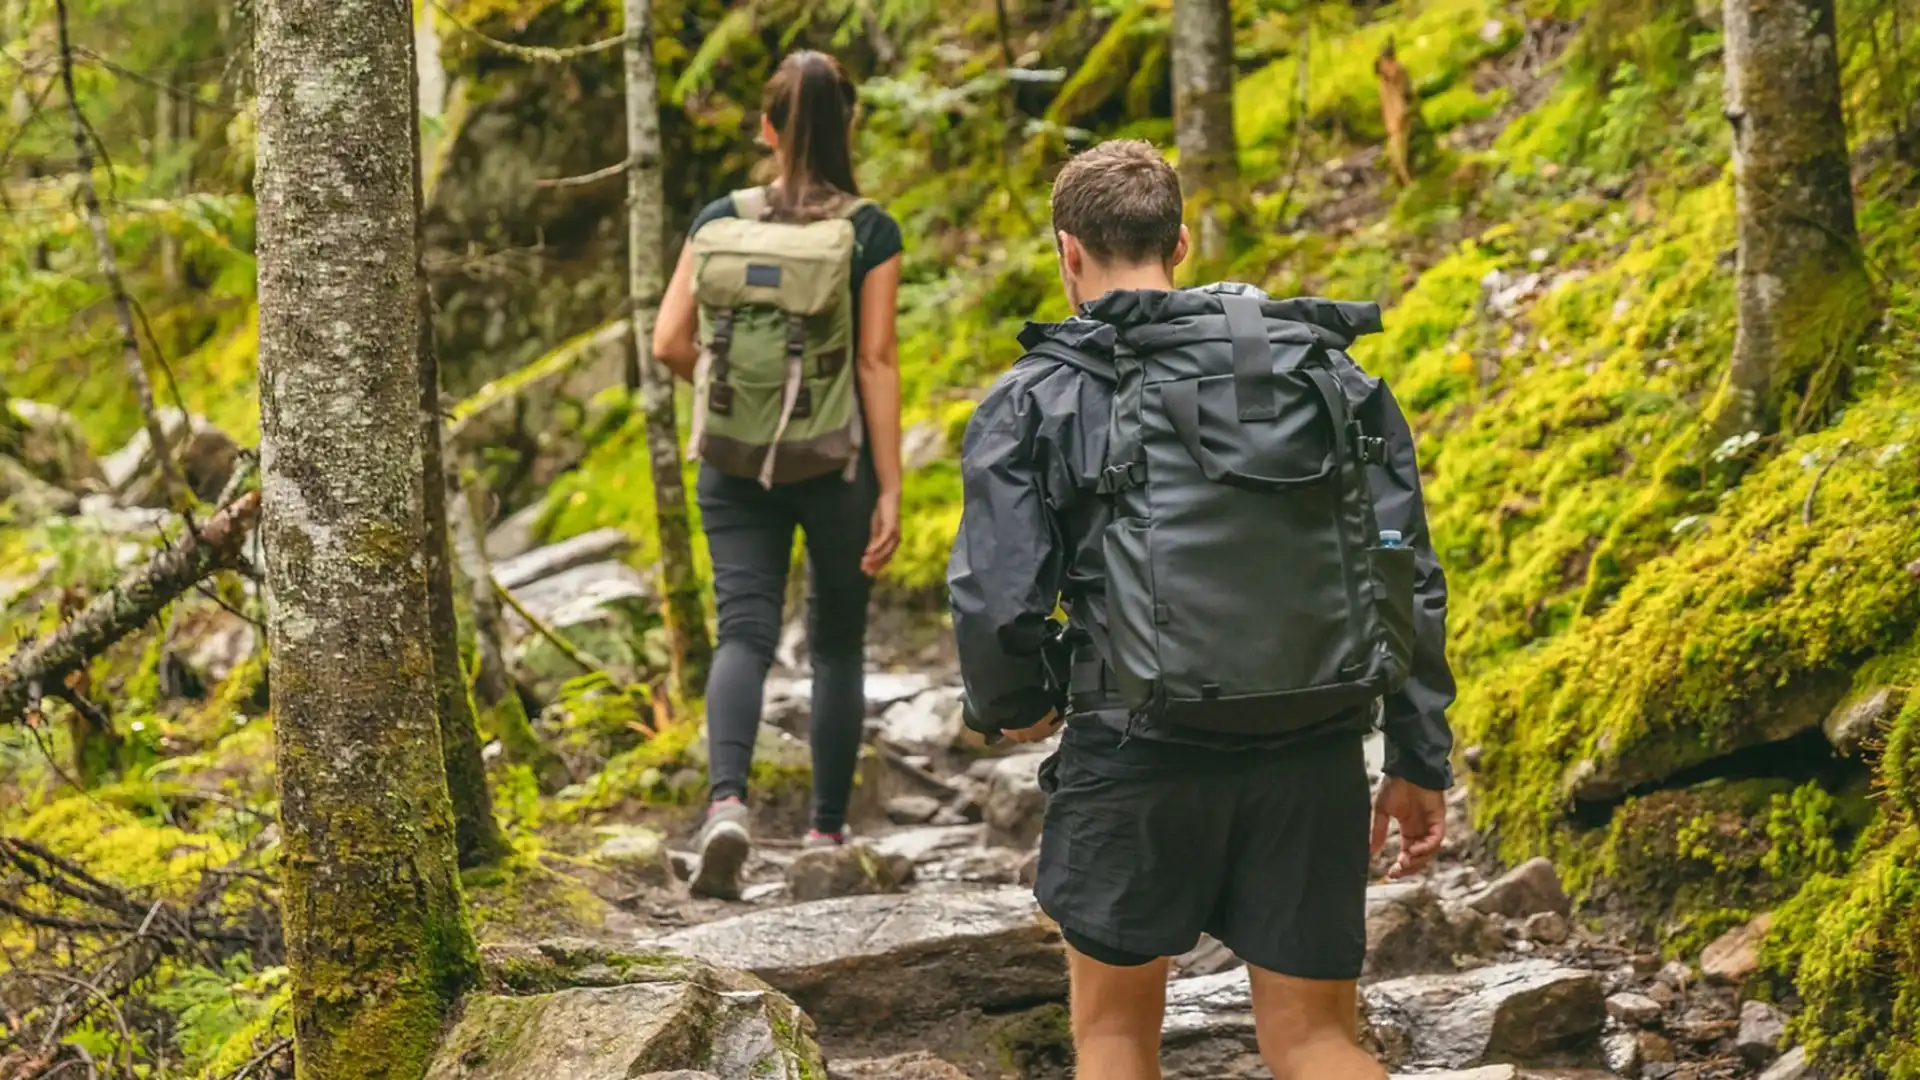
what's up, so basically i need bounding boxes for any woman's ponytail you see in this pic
[762,51,859,220]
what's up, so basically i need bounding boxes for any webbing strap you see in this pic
[1221,293,1279,422]
[709,307,736,380]
[757,313,810,488]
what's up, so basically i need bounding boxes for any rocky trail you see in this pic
[415,529,1813,1080]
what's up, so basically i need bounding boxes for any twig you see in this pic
[53,0,185,509]
[429,0,631,63]
[0,491,262,725]
[491,576,612,678]
[0,78,57,200]
[223,1036,292,1080]
[72,45,240,114]
[1802,439,1853,526]
[534,155,634,189]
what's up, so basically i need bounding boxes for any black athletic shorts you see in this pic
[1033,723,1372,979]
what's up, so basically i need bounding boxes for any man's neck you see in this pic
[1076,264,1175,307]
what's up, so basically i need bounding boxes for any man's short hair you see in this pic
[1050,140,1184,266]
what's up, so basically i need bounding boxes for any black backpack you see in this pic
[1067,289,1417,736]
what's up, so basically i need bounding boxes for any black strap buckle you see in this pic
[785,312,808,358]
[1350,423,1387,465]
[1097,460,1145,494]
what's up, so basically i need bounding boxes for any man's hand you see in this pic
[1003,709,1063,745]
[1370,775,1446,879]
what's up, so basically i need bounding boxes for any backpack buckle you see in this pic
[1349,423,1387,465]
[1097,460,1145,494]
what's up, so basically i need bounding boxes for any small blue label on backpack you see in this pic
[745,263,783,288]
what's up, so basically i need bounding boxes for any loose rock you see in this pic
[829,1052,969,1080]
[874,686,966,757]
[886,795,942,824]
[7,399,103,490]
[1364,960,1607,1069]
[783,843,912,901]
[1606,991,1664,1027]
[484,501,546,562]
[983,749,1049,849]
[1823,685,1900,755]
[1366,883,1466,978]
[1737,999,1788,1064]
[863,671,935,712]
[1161,971,1265,1079]
[1603,1030,1642,1076]
[1525,910,1572,946]
[493,527,633,589]
[593,825,675,888]
[1467,857,1571,919]
[1757,1046,1811,1080]
[1700,914,1772,984]
[0,456,78,517]
[650,887,1066,1033]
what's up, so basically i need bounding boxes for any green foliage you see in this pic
[151,956,289,1071]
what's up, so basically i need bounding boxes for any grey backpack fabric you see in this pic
[1088,287,1416,736]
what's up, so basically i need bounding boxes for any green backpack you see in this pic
[687,186,870,488]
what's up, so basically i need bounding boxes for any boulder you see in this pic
[7,399,103,490]
[763,676,811,736]
[869,824,1025,885]
[449,320,631,494]
[1736,1000,1788,1065]
[165,604,259,691]
[1160,972,1266,1079]
[493,527,633,589]
[1524,911,1571,946]
[1468,858,1572,919]
[649,887,1066,1033]
[1700,914,1772,985]
[784,843,912,902]
[1172,934,1243,979]
[1,456,79,517]
[592,825,675,888]
[427,979,821,1079]
[983,749,1049,849]
[829,1052,970,1080]
[503,560,660,698]
[1824,685,1899,755]
[1367,883,1466,979]
[1757,1046,1811,1080]
[1364,960,1607,1069]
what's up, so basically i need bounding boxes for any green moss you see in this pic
[463,846,612,941]
[993,1002,1074,1075]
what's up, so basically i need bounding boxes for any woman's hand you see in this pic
[862,487,901,577]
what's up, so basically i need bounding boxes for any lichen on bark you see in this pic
[254,0,481,1074]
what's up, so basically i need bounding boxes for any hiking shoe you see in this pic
[802,829,848,849]
[691,798,751,900]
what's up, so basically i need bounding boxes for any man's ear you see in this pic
[1171,225,1191,269]
[1058,231,1084,278]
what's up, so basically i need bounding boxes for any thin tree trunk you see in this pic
[1375,39,1434,186]
[410,24,510,871]
[254,0,479,1073]
[54,0,185,509]
[156,70,181,290]
[1171,0,1239,263]
[449,466,572,793]
[1715,0,1871,436]
[625,0,712,700]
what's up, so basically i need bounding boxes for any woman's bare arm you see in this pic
[653,243,700,380]
[857,253,904,575]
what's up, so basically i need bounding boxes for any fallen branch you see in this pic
[429,0,630,63]
[534,155,634,189]
[53,0,185,509]
[0,491,262,726]
[1802,438,1853,525]
[491,576,612,679]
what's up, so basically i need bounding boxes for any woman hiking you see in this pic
[653,50,904,899]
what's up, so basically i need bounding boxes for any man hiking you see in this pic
[948,139,1456,1080]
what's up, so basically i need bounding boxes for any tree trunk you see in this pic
[1171,0,1239,262]
[625,0,712,700]
[254,0,480,1073]
[156,74,182,290]
[1715,0,1871,436]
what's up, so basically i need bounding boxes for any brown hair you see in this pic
[1050,140,1184,265]
[762,51,860,221]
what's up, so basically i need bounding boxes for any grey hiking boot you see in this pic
[691,798,751,900]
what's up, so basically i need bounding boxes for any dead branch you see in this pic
[0,491,262,726]
[492,576,613,678]
[429,0,630,63]
[534,155,634,189]
[52,0,185,508]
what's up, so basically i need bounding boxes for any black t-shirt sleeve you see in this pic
[853,206,904,275]
[688,194,738,240]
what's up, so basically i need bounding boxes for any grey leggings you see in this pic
[696,461,875,834]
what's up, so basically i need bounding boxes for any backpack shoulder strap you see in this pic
[731,186,771,221]
[837,196,876,220]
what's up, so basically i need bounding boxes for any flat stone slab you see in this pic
[649,886,1065,1033]
[427,981,822,1080]
[1367,960,1606,1069]
[493,527,632,589]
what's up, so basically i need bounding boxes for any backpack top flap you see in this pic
[690,189,865,317]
